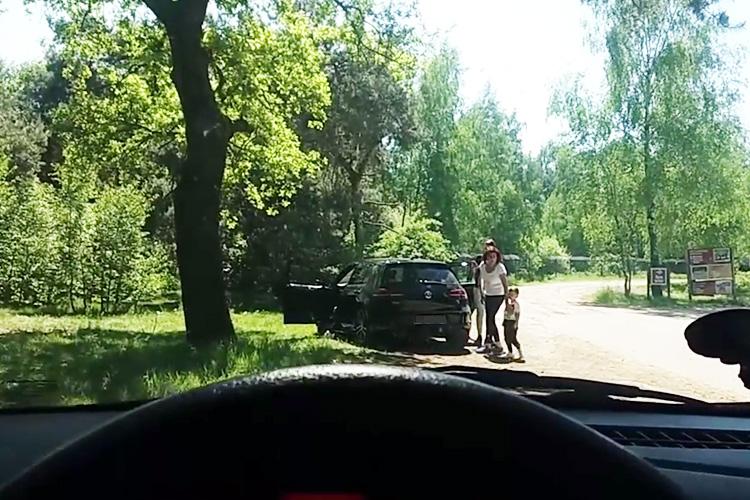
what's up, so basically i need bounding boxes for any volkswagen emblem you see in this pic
[424,290,433,300]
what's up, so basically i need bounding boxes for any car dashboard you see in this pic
[1,370,750,499]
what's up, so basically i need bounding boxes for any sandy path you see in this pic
[407,280,748,402]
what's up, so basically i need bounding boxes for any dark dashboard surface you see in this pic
[2,367,750,499]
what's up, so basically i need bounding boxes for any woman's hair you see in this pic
[483,246,501,262]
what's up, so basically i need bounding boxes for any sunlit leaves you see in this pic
[370,212,454,262]
[206,9,330,213]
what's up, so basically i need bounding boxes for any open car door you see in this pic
[280,283,337,325]
[449,257,477,309]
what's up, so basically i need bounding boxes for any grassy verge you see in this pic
[591,281,750,310]
[0,309,405,408]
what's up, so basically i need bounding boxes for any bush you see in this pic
[736,271,750,295]
[570,256,591,272]
[542,255,571,275]
[86,187,150,312]
[0,179,61,304]
[504,254,522,275]
[370,214,455,262]
[521,234,570,277]
[0,170,175,313]
[591,254,620,276]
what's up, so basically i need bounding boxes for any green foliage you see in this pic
[214,9,331,213]
[370,213,455,262]
[49,2,331,215]
[520,233,570,276]
[5,0,750,320]
[550,0,749,295]
[391,46,462,242]
[0,176,60,304]
[448,93,536,253]
[85,187,149,312]
[0,63,49,178]
[293,46,412,252]
[0,164,172,312]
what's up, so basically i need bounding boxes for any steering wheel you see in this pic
[0,365,683,499]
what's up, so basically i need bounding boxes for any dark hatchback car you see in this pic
[281,258,472,348]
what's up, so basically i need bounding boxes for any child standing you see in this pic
[503,287,523,362]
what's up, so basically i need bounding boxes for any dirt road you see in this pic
[413,280,749,402]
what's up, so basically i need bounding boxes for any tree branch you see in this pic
[362,220,401,235]
[330,0,403,64]
[362,200,400,207]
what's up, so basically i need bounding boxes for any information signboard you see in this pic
[648,266,670,298]
[687,247,735,298]
[650,267,667,286]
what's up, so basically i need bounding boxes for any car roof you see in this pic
[362,257,448,266]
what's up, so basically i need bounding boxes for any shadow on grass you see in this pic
[0,327,419,408]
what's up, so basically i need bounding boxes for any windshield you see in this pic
[1,0,750,409]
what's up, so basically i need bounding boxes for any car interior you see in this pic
[1,360,750,499]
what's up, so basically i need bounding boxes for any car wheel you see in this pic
[447,328,470,350]
[353,308,371,346]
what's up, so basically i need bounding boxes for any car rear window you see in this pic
[381,264,459,287]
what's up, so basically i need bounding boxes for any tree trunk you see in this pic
[149,0,236,346]
[643,118,662,298]
[350,173,363,255]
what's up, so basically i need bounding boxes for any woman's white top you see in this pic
[479,261,507,296]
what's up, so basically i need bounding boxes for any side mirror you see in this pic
[685,309,750,388]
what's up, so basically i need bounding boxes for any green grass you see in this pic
[591,281,750,310]
[0,309,403,408]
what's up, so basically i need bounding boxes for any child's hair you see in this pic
[508,287,519,296]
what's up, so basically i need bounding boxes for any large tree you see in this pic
[299,48,413,254]
[584,0,743,295]
[391,46,462,243]
[448,91,534,253]
[36,0,333,345]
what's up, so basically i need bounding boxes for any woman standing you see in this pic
[477,246,509,354]
[471,239,495,346]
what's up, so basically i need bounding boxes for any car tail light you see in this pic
[448,287,467,299]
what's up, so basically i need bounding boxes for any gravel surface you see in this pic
[405,280,749,402]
